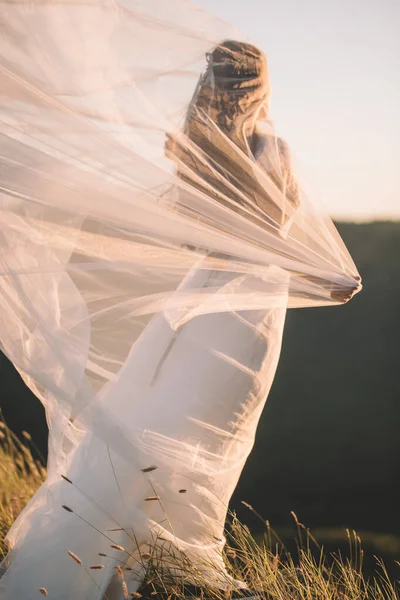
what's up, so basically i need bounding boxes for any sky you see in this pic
[194,0,399,221]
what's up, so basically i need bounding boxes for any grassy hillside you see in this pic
[0,420,398,599]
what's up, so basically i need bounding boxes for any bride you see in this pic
[0,4,360,600]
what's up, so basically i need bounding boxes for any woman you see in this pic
[0,39,359,600]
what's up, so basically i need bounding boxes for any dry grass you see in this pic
[0,420,45,560]
[0,419,398,599]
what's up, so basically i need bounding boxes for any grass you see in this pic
[0,419,398,599]
[0,421,45,560]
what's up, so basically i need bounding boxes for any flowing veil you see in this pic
[0,1,361,598]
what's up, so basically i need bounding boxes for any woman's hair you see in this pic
[207,40,268,93]
[166,40,299,229]
[192,39,270,134]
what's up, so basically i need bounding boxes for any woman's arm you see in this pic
[166,119,360,303]
[274,137,360,303]
[165,111,294,229]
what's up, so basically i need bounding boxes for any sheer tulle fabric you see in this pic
[0,1,361,599]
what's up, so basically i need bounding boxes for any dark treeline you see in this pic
[1,221,399,565]
[232,221,400,575]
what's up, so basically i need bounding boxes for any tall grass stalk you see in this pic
[0,419,45,559]
[0,419,398,599]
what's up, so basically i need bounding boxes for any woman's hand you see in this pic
[331,277,361,303]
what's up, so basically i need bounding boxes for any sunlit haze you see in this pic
[195,0,399,221]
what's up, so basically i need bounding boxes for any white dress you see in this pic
[0,140,290,600]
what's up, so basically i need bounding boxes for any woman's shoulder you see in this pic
[253,125,291,167]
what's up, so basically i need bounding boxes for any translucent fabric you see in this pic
[0,1,361,599]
